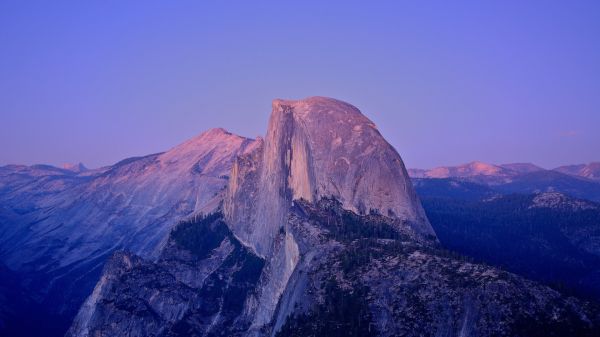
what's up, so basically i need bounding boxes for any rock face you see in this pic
[67,97,600,337]
[222,97,434,332]
[67,200,600,337]
[0,128,258,336]
[277,200,599,337]
[225,97,433,257]
[67,213,265,337]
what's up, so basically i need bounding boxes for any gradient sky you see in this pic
[1,1,599,169]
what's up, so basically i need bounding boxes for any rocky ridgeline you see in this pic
[67,213,265,337]
[0,128,258,334]
[68,199,599,337]
[67,98,600,337]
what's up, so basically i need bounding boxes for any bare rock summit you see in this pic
[225,96,434,256]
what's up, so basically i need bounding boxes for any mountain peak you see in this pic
[225,96,434,256]
[195,127,236,140]
[554,162,600,181]
[165,128,251,154]
[466,161,501,172]
[156,128,258,178]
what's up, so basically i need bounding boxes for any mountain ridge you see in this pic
[66,97,600,337]
[2,98,599,337]
[410,161,600,181]
[409,161,600,201]
[0,127,259,337]
[555,162,600,182]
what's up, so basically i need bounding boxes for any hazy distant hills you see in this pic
[555,162,600,182]
[409,161,518,181]
[499,162,545,174]
[409,161,600,181]
[409,161,600,201]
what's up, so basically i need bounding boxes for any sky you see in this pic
[1,1,599,169]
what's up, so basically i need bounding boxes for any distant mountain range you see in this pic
[554,162,600,181]
[410,161,600,181]
[409,161,600,201]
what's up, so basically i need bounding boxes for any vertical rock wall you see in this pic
[225,97,435,258]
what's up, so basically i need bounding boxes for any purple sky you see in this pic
[1,1,599,169]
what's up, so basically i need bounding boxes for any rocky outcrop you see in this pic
[66,213,265,337]
[530,192,598,211]
[225,97,434,258]
[67,97,600,337]
[222,97,435,331]
[67,199,600,337]
[275,199,600,337]
[66,97,438,336]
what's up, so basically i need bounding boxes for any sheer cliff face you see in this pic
[225,97,434,256]
[65,97,600,337]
